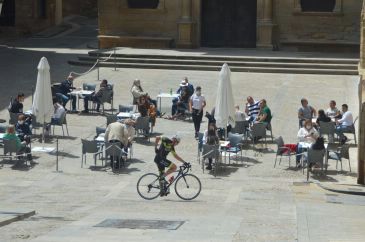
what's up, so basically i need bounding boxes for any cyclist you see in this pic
[154,135,187,195]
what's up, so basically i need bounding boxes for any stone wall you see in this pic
[63,0,97,17]
[274,0,362,51]
[0,0,61,36]
[98,0,178,38]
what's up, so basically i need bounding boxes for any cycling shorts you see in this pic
[154,154,173,172]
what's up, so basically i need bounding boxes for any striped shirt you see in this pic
[247,101,260,118]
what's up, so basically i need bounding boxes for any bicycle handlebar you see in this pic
[180,162,191,171]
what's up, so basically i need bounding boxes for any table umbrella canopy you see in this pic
[32,57,54,124]
[214,63,235,129]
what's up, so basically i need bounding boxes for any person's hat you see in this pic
[180,80,188,87]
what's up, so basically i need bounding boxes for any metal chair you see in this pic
[226,133,244,163]
[135,116,150,140]
[328,144,351,172]
[231,121,249,139]
[267,113,274,142]
[105,113,117,126]
[119,105,134,113]
[305,148,325,181]
[81,139,102,168]
[201,144,220,176]
[319,121,335,143]
[105,142,126,170]
[31,115,43,135]
[96,88,114,114]
[342,116,357,145]
[51,112,69,136]
[274,136,296,168]
[250,122,267,150]
[3,139,27,165]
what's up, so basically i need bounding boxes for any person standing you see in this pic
[189,86,206,138]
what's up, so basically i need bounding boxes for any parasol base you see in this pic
[31,146,56,153]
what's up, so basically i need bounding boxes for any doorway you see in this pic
[0,0,15,26]
[201,0,257,48]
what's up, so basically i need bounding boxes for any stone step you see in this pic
[88,51,359,64]
[68,60,358,75]
[77,56,357,70]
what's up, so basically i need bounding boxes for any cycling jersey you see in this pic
[154,137,176,173]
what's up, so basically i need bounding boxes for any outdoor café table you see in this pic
[156,93,179,115]
[298,142,329,172]
[117,112,141,121]
[68,90,94,110]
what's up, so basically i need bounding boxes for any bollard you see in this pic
[114,47,117,71]
[56,136,59,172]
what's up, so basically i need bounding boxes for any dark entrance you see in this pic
[0,0,15,26]
[201,0,257,48]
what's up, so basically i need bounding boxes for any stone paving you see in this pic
[0,17,364,242]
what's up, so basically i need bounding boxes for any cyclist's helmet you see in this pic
[172,134,181,144]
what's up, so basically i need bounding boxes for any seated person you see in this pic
[316,109,331,126]
[15,114,32,143]
[51,99,66,124]
[296,119,319,166]
[235,105,246,122]
[335,104,354,144]
[82,79,112,113]
[245,96,260,122]
[298,98,316,128]
[138,96,157,129]
[45,99,66,134]
[172,79,194,115]
[131,79,148,105]
[168,86,190,119]
[326,100,341,119]
[203,123,219,170]
[104,119,135,169]
[255,99,272,127]
[56,75,77,112]
[3,125,32,161]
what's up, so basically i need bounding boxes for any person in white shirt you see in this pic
[104,119,135,169]
[335,104,354,144]
[235,105,246,122]
[189,86,206,138]
[296,119,319,165]
[326,100,341,118]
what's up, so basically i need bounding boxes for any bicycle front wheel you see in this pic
[137,173,161,200]
[174,174,201,200]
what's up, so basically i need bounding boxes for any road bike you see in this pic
[137,162,201,200]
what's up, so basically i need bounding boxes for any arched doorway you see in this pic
[0,0,15,26]
[200,0,257,48]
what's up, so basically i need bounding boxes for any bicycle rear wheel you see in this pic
[174,174,201,200]
[137,173,161,200]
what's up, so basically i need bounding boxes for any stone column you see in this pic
[358,1,365,185]
[256,0,274,49]
[177,0,194,48]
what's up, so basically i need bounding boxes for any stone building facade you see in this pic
[0,0,63,36]
[98,0,362,51]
